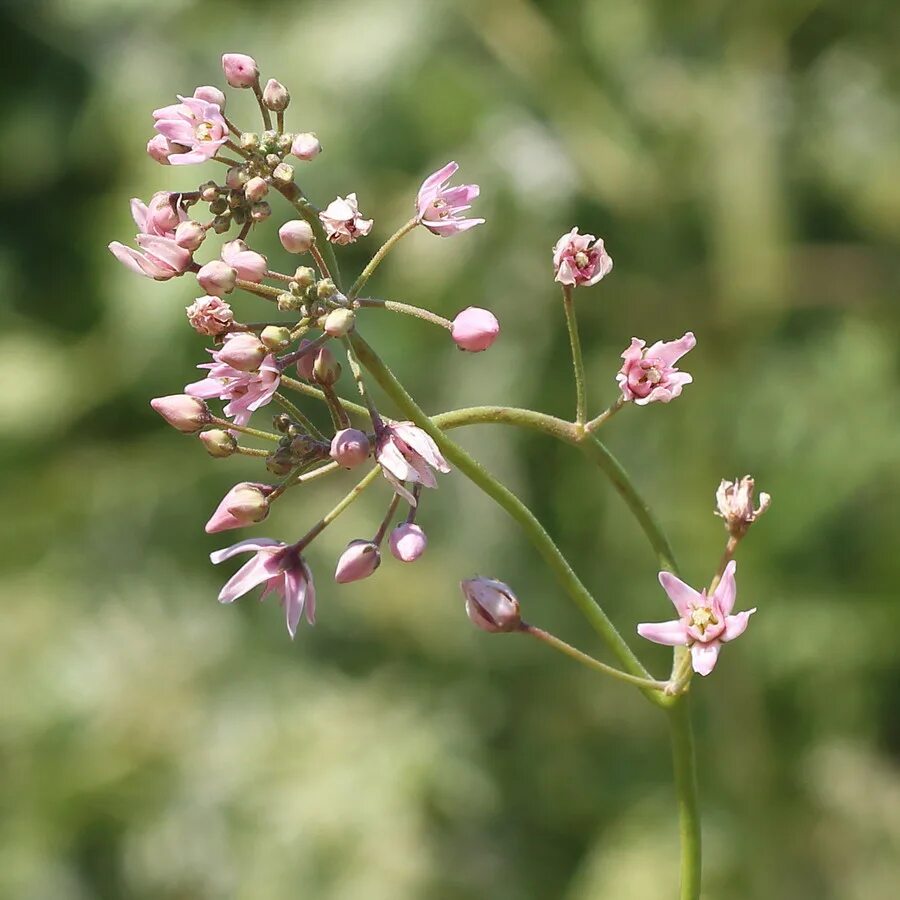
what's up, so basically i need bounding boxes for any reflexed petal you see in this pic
[217,552,283,604]
[654,332,696,367]
[723,608,756,642]
[658,571,703,616]
[209,538,283,565]
[393,424,450,473]
[637,619,689,646]
[713,560,738,616]
[690,641,721,676]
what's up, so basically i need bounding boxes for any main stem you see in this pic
[669,697,702,900]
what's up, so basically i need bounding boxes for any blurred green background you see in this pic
[2,0,899,897]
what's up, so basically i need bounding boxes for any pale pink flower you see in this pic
[416,161,484,237]
[375,422,450,504]
[153,95,229,165]
[451,307,500,352]
[211,538,316,638]
[130,192,185,237]
[174,220,206,251]
[196,260,237,296]
[389,523,427,562]
[221,53,259,89]
[319,193,373,245]
[193,85,226,109]
[221,239,267,283]
[616,332,696,405]
[461,577,521,633]
[108,235,192,280]
[216,333,268,372]
[205,482,273,533]
[186,296,234,336]
[637,561,756,676]
[279,219,314,253]
[334,540,381,584]
[185,351,280,426]
[552,229,613,287]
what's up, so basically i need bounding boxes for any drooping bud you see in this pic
[217,333,268,372]
[330,428,370,469]
[715,476,771,538]
[334,540,381,584]
[291,132,322,161]
[461,577,521,633]
[222,53,259,88]
[279,219,315,254]
[205,482,273,533]
[243,176,269,203]
[174,220,206,251]
[260,326,292,351]
[389,523,427,562]
[193,85,226,109]
[262,78,290,111]
[295,340,321,380]
[199,429,237,458]
[323,308,355,337]
[451,307,500,352]
[146,134,174,164]
[197,260,237,296]
[150,395,210,433]
[313,347,341,386]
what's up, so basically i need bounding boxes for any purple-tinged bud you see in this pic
[260,326,292,351]
[199,429,237,458]
[389,523,427,562]
[451,307,500,352]
[461,577,521,633]
[323,308,355,337]
[279,220,315,254]
[715,475,771,538]
[222,53,259,88]
[174,220,206,251]
[205,482,273,533]
[313,347,342,386]
[291,132,322,161]
[146,134,174,164]
[150,395,211,433]
[330,428,370,469]
[217,333,268,372]
[197,260,237,297]
[244,176,269,203]
[334,540,381,584]
[262,78,290,111]
[193,85,226,109]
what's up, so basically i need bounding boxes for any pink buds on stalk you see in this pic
[323,308,355,337]
[205,482,273,533]
[334,540,381,584]
[217,333,268,372]
[199,429,237,458]
[221,239,267,283]
[291,133,321,161]
[330,429,370,469]
[389,523,427,562]
[174,220,206,251]
[279,220,315,253]
[197,260,237,296]
[461,578,521,633]
[186,296,234,336]
[150,395,211,433]
[262,78,290,111]
[716,476,771,538]
[451,307,500,352]
[221,53,259,88]
[193,85,226,109]
[552,228,613,288]
[617,332,696,405]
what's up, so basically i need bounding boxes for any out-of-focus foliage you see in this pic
[2,0,899,897]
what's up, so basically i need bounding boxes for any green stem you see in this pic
[356,297,452,330]
[208,417,280,443]
[562,285,587,426]
[584,396,625,433]
[348,218,419,300]
[296,466,381,549]
[280,376,370,419]
[274,182,342,289]
[668,697,702,900]
[273,392,325,441]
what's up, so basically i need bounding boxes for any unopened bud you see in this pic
[279,219,314,254]
[199,180,220,202]
[150,395,210,433]
[272,162,294,185]
[715,476,771,538]
[222,53,259,89]
[313,347,341,385]
[147,134,173,164]
[329,428,370,469]
[291,132,321,161]
[174,220,206,251]
[199,429,237,458]
[217,333,268,372]
[389,523,427,563]
[205,482,272,533]
[260,325,292,351]
[277,291,302,312]
[316,278,337,300]
[197,260,237,296]
[211,215,232,234]
[250,201,271,222]
[334,540,381,584]
[244,176,269,202]
[451,307,500,353]
[323,308,355,337]
[293,266,317,288]
[193,85,226,109]
[266,446,295,476]
[277,133,294,152]
[262,78,290,111]
[265,152,281,169]
[209,196,229,215]
[461,577,521,633]
[239,132,260,151]
[295,340,322,380]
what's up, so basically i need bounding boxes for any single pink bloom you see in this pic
[211,538,316,638]
[221,53,259,89]
[221,239,267,283]
[109,235,192,280]
[334,540,381,584]
[389,523,427,562]
[186,296,234,336]
[637,561,756,676]
[617,332,696,405]
[205,482,273,533]
[185,351,280,426]
[376,421,450,504]
[451,307,500,352]
[416,161,484,237]
[153,95,229,165]
[552,228,613,287]
[319,193,373,245]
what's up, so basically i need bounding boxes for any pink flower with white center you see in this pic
[416,161,484,237]
[153,95,229,166]
[375,421,451,505]
[108,235,192,280]
[221,239,267,283]
[184,351,280,426]
[186,296,233,336]
[616,332,696,405]
[319,193,373,245]
[553,229,613,287]
[211,538,316,638]
[637,561,756,676]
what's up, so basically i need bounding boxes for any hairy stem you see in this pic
[669,697,702,900]
[356,297,452,330]
[348,218,419,299]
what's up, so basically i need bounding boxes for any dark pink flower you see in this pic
[319,193,373,245]
[375,422,450,504]
[552,228,613,287]
[185,351,280,426]
[416,161,484,237]
[153,95,229,165]
[211,538,316,638]
[616,332,696,405]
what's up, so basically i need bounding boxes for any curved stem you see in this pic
[561,285,587,426]
[585,396,625,433]
[348,218,419,299]
[668,697,702,900]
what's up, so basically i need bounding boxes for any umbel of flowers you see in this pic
[114,52,770,899]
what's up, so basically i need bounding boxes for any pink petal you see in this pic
[690,641,721,676]
[654,332,696,367]
[392,424,450,473]
[380,467,417,506]
[723,608,756,642]
[217,553,284,604]
[282,568,307,638]
[637,620,689,646]
[658,571,703,617]
[712,560,738,616]
[209,538,283,565]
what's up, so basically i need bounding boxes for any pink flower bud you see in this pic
[295,340,320,380]
[222,53,259,88]
[278,219,315,253]
[150,394,211,433]
[146,134,174,164]
[313,347,342,386]
[217,333,268,372]
[451,307,500,352]
[199,429,237,458]
[334,540,381,584]
[461,577,521,633]
[389,523,427,562]
[205,482,272,533]
[193,85,226,110]
[243,176,269,203]
[221,239,267,283]
[262,78,290,111]
[330,428,370,469]
[174,220,206,251]
[186,296,233,336]
[197,260,237,296]
[323,308,355,337]
[291,132,322,161]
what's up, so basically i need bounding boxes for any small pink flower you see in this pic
[451,307,500,352]
[617,332,696,405]
[186,296,234,336]
[552,229,613,287]
[185,351,280,426]
[211,538,315,638]
[376,422,450,504]
[389,523,427,562]
[319,193,373,245]
[130,192,185,237]
[153,95,229,166]
[109,235,192,280]
[334,540,381,584]
[221,239,267,283]
[221,53,259,89]
[416,161,484,237]
[205,482,274,533]
[637,561,756,676]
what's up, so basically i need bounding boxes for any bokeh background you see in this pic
[2,0,899,897]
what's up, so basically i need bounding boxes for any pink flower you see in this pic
[196,260,237,296]
[319,193,373,245]
[375,422,450,504]
[130,192,185,236]
[552,229,613,287]
[221,239,267,283]
[616,332,696,405]
[451,307,500,352]
[637,561,756,676]
[193,85,226,109]
[416,161,484,237]
[205,482,274,533]
[186,296,234,336]
[185,350,280,426]
[211,538,316,638]
[279,219,314,253]
[153,95,229,165]
[108,235,192,280]
[221,53,259,89]
[216,333,268,372]
[461,577,521,633]
[146,134,176,164]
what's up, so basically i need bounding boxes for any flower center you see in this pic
[196,121,217,142]
[574,251,590,269]
[689,605,718,636]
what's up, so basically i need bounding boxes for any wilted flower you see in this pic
[461,577,521,632]
[617,332,696,405]
[416,161,484,237]
[716,476,771,538]
[153,95,229,165]
[319,193,373,245]
[552,228,613,287]
[376,422,451,504]
[186,296,234,336]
